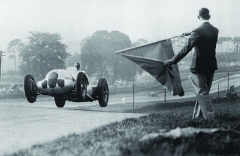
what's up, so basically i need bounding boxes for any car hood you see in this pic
[44,69,88,81]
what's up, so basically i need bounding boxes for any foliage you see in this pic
[110,79,133,92]
[217,37,228,43]
[131,38,148,74]
[104,71,159,94]
[7,39,25,71]
[233,36,240,53]
[218,36,240,53]
[132,38,148,47]
[65,53,81,67]
[80,30,137,83]
[134,71,157,88]
[18,32,70,79]
[217,52,240,64]
[7,39,24,59]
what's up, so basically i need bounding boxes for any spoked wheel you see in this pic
[24,74,37,103]
[76,72,88,101]
[54,97,66,108]
[97,78,109,107]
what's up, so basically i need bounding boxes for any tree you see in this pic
[233,36,240,53]
[80,30,136,83]
[225,37,232,53]
[218,37,227,54]
[19,32,70,79]
[7,39,25,71]
[172,36,188,54]
[65,53,81,67]
[132,38,148,74]
[132,38,148,47]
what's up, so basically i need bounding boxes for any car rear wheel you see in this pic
[54,97,66,108]
[24,74,37,103]
[76,72,87,101]
[97,78,109,107]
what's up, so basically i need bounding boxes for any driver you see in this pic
[74,62,80,71]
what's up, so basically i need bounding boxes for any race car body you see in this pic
[24,66,109,108]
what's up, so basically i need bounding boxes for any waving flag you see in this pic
[116,39,184,96]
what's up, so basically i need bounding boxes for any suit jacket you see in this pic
[171,22,219,73]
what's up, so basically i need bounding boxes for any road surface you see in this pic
[0,73,239,155]
[0,102,143,155]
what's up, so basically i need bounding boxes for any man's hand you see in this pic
[181,32,191,37]
[164,59,174,67]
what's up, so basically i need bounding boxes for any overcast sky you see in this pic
[1,0,240,55]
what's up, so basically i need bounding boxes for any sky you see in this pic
[0,0,240,70]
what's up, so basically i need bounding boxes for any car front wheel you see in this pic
[24,74,37,103]
[54,97,66,108]
[97,78,109,107]
[76,72,88,102]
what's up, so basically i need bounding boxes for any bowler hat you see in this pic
[199,8,210,19]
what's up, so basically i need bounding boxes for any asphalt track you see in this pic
[0,74,239,155]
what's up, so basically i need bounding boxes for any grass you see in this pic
[7,96,240,156]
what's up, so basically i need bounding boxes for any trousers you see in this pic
[189,71,215,119]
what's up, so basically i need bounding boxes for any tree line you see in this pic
[217,36,240,53]
[7,30,146,83]
[7,31,240,83]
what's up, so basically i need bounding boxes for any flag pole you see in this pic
[168,35,182,40]
[116,35,183,54]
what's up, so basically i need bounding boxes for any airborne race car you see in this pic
[24,66,109,108]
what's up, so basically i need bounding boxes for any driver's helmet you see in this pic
[74,62,80,70]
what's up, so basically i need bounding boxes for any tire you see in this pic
[76,72,87,101]
[24,74,37,103]
[97,78,109,107]
[54,97,66,108]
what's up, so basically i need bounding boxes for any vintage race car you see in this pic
[24,66,109,108]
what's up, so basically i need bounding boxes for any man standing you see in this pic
[164,8,219,120]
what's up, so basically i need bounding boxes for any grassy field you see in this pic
[6,95,240,156]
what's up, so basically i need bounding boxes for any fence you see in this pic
[0,72,239,105]
[123,72,240,107]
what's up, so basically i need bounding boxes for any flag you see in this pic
[116,39,184,96]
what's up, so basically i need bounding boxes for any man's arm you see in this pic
[181,32,191,36]
[164,31,200,67]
